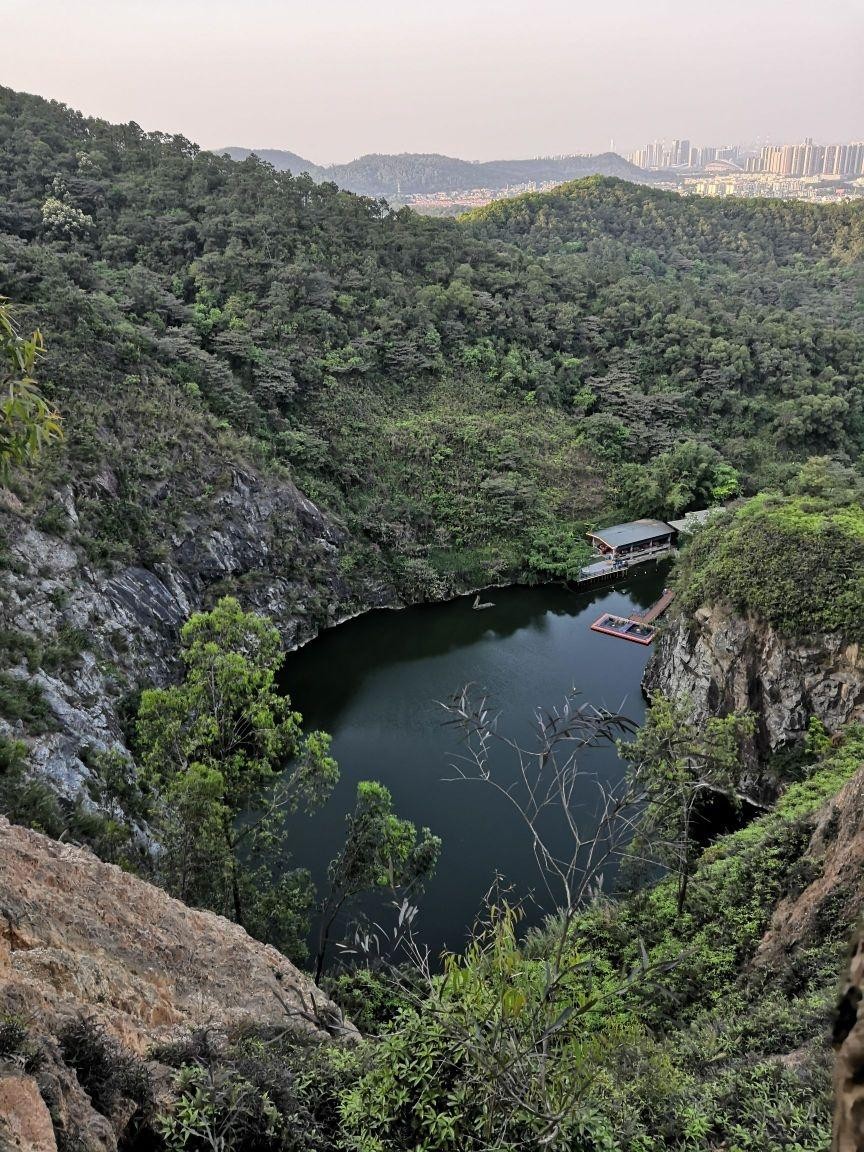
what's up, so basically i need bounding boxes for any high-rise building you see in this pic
[760,145,782,174]
[715,146,741,164]
[631,137,864,179]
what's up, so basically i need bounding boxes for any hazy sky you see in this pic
[4,0,862,162]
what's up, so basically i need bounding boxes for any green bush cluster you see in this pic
[149,1027,366,1152]
[336,728,864,1150]
[675,468,864,640]
[58,1018,152,1124]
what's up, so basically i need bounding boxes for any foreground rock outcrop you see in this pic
[756,768,864,972]
[0,816,352,1151]
[832,928,864,1152]
[0,816,346,1051]
[0,1073,56,1152]
[645,603,864,752]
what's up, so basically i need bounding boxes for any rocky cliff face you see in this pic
[0,467,395,797]
[755,769,864,973]
[0,816,346,1049]
[833,928,864,1152]
[644,604,864,753]
[0,816,350,1152]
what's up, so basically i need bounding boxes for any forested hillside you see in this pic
[2,85,863,594]
[3,84,864,1152]
[216,147,652,195]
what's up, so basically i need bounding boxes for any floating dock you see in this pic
[590,587,676,645]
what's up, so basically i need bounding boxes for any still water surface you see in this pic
[281,567,667,957]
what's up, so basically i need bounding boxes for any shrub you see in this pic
[675,488,864,641]
[58,1018,152,1122]
[0,672,54,733]
[152,1027,366,1152]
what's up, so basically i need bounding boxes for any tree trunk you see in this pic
[677,867,690,918]
[677,798,692,917]
[231,859,243,926]
[314,924,330,984]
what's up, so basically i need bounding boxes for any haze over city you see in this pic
[3,0,861,162]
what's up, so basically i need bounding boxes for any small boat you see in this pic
[472,594,494,610]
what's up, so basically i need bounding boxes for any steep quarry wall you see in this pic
[0,816,350,1152]
[645,603,864,752]
[0,469,394,796]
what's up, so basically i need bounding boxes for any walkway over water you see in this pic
[633,586,676,624]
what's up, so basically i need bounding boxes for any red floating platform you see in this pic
[589,613,656,645]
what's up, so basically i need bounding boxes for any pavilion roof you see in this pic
[586,519,675,548]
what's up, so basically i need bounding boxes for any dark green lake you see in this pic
[282,566,667,958]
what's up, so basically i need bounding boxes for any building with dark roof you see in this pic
[586,518,676,558]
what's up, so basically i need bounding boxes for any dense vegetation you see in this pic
[676,459,864,640]
[2,85,864,1151]
[1,85,863,590]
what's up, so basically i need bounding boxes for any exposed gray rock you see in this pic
[105,567,187,632]
[0,467,396,796]
[645,604,864,752]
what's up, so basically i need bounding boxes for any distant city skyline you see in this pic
[218,134,864,169]
[3,0,862,163]
[626,136,864,177]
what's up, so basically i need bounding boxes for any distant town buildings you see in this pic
[622,136,864,205]
[748,139,864,178]
[399,138,864,216]
[627,136,864,179]
[628,139,743,170]
[405,180,563,213]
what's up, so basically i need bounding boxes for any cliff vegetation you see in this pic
[2,84,864,1152]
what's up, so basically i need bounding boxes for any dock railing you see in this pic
[576,543,674,588]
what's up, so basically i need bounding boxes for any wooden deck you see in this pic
[589,588,676,645]
[631,587,676,625]
[570,546,674,592]
[589,614,655,645]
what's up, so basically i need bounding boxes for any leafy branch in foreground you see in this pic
[315,780,441,982]
[0,297,62,480]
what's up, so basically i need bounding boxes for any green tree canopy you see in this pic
[136,596,338,956]
[316,779,441,980]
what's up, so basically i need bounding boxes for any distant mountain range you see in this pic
[215,147,655,197]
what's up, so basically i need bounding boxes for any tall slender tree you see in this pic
[137,596,338,945]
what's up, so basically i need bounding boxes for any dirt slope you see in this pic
[0,816,346,1053]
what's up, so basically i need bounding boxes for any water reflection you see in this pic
[283,571,665,733]
[279,565,668,956]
